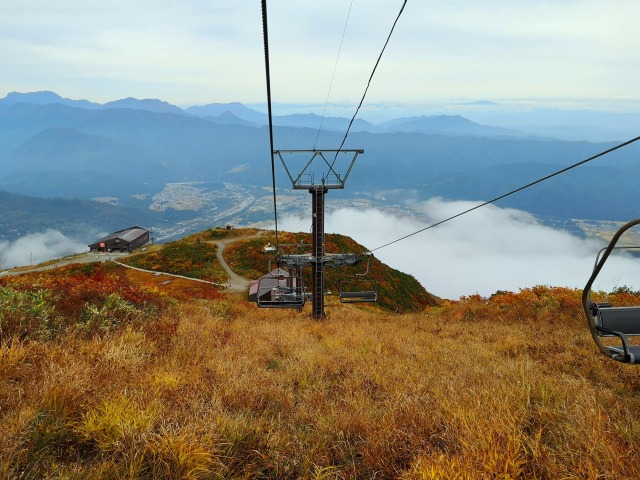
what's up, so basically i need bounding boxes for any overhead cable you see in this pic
[330,0,408,168]
[371,134,640,252]
[314,0,355,149]
[261,0,280,251]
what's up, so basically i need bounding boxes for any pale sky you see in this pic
[1,1,638,112]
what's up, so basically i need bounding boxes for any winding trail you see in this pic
[1,232,265,295]
[209,232,264,292]
[110,258,226,287]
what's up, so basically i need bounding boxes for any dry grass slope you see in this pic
[2,263,640,478]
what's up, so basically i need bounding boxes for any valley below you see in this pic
[2,93,639,296]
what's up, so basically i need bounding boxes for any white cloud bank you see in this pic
[0,229,87,269]
[280,198,640,299]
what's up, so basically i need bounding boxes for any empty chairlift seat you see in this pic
[255,269,305,308]
[589,302,640,363]
[339,277,378,303]
[582,218,640,364]
[338,252,378,304]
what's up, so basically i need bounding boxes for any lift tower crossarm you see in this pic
[274,149,363,190]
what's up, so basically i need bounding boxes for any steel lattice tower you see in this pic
[275,149,363,319]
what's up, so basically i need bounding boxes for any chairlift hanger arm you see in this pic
[356,252,372,276]
[593,245,640,270]
[583,219,640,301]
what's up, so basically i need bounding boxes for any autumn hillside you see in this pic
[2,236,640,477]
[120,227,440,313]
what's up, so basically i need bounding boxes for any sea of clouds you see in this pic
[280,197,640,299]
[3,200,639,299]
[0,229,87,270]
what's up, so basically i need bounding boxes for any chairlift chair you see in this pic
[339,277,378,303]
[582,218,640,364]
[256,271,306,309]
[338,252,378,304]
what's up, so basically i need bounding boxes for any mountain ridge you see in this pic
[4,90,638,141]
[0,90,536,138]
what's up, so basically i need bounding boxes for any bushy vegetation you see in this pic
[197,227,261,241]
[223,231,309,280]
[118,228,437,313]
[122,237,227,283]
[0,263,172,342]
[2,275,640,478]
[224,230,439,313]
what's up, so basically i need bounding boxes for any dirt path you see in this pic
[0,252,129,277]
[1,232,266,295]
[210,232,264,292]
[110,258,226,287]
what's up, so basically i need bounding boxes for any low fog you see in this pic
[280,198,640,299]
[0,230,87,270]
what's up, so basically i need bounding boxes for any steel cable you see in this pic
[330,0,408,169]
[371,134,640,252]
[261,0,280,252]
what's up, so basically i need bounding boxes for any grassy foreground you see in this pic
[2,264,640,478]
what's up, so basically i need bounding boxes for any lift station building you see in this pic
[89,226,149,253]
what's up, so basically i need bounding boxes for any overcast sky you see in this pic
[1,1,638,113]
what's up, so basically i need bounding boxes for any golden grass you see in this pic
[2,286,640,478]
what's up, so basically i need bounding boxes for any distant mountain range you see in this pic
[1,90,639,242]
[1,91,528,138]
[4,90,639,141]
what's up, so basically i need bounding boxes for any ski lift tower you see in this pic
[275,149,364,319]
